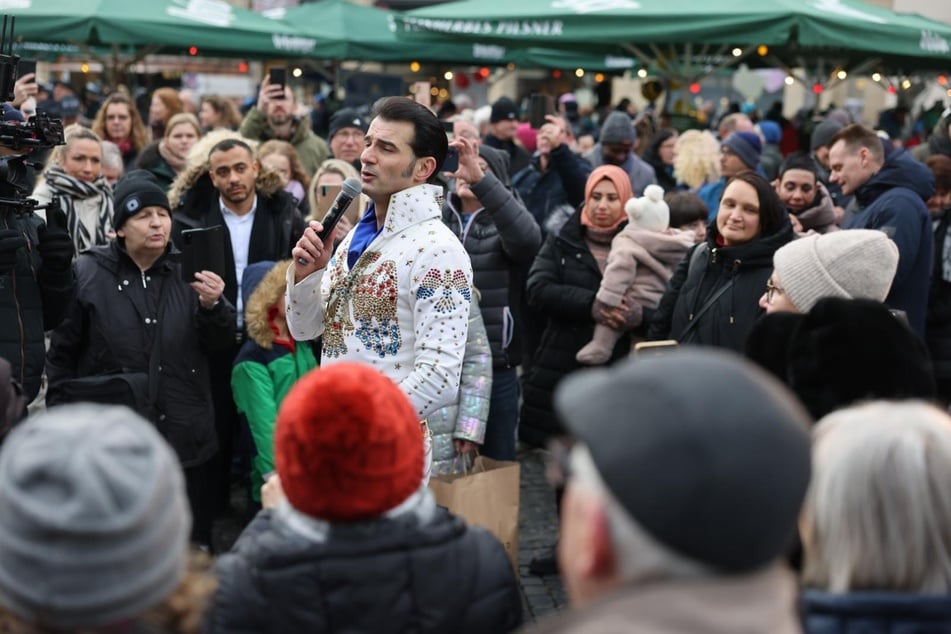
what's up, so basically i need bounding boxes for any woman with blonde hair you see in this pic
[673,129,720,191]
[307,158,368,241]
[92,92,150,170]
[135,112,202,191]
[800,400,951,630]
[32,124,114,255]
[258,139,311,216]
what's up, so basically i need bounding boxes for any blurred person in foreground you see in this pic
[0,404,215,633]
[209,363,522,634]
[531,349,810,633]
[800,400,951,632]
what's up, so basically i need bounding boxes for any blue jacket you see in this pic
[802,589,951,633]
[700,178,727,223]
[844,149,934,337]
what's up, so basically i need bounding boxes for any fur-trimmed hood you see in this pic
[167,130,285,211]
[244,260,291,349]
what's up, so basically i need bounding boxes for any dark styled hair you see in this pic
[666,191,708,228]
[208,137,254,161]
[778,152,819,180]
[723,171,787,237]
[830,124,884,165]
[371,97,447,179]
[927,154,951,196]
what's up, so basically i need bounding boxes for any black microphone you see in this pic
[297,177,362,265]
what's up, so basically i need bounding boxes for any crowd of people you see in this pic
[0,66,950,632]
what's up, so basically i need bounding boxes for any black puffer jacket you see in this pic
[0,210,74,402]
[802,589,951,634]
[443,169,541,369]
[209,502,523,634]
[648,215,794,352]
[519,211,630,448]
[46,243,236,467]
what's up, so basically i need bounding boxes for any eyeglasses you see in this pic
[765,279,785,304]
[545,437,576,488]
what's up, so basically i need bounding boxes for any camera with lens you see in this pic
[0,16,65,214]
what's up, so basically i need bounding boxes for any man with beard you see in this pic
[240,74,329,175]
[172,137,306,531]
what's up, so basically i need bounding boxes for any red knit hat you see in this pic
[275,362,423,521]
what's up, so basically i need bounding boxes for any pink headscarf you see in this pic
[582,165,633,230]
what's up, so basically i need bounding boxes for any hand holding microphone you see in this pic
[293,177,362,279]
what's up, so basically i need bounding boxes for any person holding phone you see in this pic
[306,158,366,246]
[239,71,329,175]
[441,136,541,461]
[169,134,307,522]
[47,171,236,549]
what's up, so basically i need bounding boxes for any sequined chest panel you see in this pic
[323,251,402,359]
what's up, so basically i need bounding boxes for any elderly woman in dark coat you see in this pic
[46,171,236,549]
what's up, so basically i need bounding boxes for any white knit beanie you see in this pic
[772,230,899,313]
[624,184,669,233]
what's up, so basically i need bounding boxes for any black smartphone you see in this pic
[16,59,36,83]
[180,225,226,284]
[440,120,459,172]
[529,93,554,129]
[317,184,342,217]
[270,67,287,95]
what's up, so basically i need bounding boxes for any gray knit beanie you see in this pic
[772,230,899,313]
[810,119,844,151]
[600,111,636,144]
[0,405,191,629]
[722,131,762,169]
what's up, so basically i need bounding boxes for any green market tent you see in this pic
[398,0,951,75]
[3,0,328,58]
[271,0,640,71]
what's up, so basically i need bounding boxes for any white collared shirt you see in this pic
[220,195,258,327]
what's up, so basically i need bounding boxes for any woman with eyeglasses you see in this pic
[647,171,794,351]
[759,230,899,315]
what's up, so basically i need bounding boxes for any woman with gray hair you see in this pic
[801,400,951,631]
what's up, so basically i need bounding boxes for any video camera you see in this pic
[0,15,65,214]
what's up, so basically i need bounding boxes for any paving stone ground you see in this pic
[213,446,567,625]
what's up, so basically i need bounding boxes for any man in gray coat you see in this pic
[531,349,811,633]
[584,111,656,197]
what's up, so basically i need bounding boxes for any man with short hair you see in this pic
[717,111,754,141]
[172,137,306,523]
[287,97,473,426]
[829,124,934,337]
[584,110,656,197]
[699,131,762,222]
[239,74,329,174]
[535,349,810,633]
[327,107,367,169]
[483,96,531,176]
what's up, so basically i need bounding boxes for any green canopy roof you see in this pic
[399,0,951,71]
[3,0,327,58]
[272,0,640,70]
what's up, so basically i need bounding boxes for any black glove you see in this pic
[37,208,73,272]
[0,228,26,273]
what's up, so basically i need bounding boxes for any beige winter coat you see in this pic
[596,227,695,310]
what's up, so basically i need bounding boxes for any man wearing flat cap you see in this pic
[532,349,810,633]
